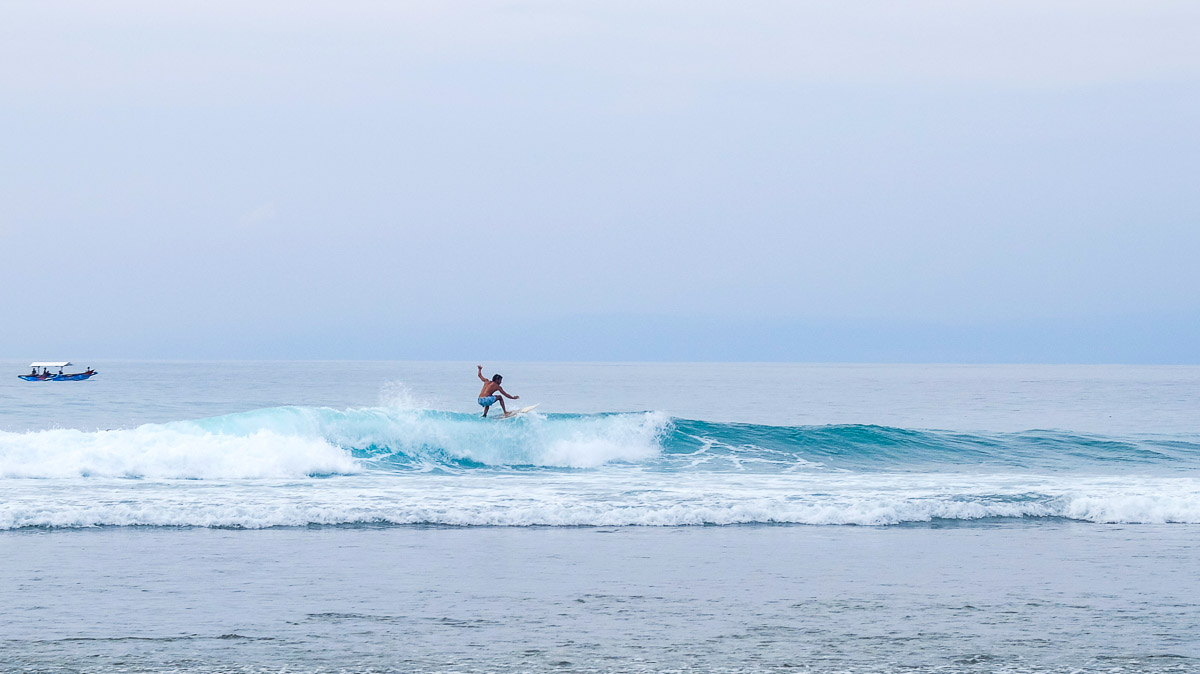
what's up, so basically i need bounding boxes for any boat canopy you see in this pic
[30,361,72,368]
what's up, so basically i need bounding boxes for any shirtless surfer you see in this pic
[477,365,519,417]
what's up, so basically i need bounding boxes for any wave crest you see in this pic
[0,426,356,479]
[0,408,672,479]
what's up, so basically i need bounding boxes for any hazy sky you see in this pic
[2,1,1197,361]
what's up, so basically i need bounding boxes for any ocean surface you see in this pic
[2,361,1198,672]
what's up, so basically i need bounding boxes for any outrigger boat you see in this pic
[18,361,98,381]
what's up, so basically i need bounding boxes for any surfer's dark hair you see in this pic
[492,374,502,382]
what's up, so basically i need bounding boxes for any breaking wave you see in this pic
[2,405,1198,528]
[4,405,1196,479]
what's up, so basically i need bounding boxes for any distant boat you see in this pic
[18,361,98,381]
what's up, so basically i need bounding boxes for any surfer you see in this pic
[476,365,519,417]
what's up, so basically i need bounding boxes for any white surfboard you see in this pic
[495,404,539,419]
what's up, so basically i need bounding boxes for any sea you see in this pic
[1,360,1198,673]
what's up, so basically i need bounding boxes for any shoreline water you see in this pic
[4,522,1198,673]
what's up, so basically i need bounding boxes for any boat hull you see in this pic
[18,373,97,381]
[53,373,97,381]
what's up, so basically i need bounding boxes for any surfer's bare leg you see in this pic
[481,405,490,418]
[498,398,508,414]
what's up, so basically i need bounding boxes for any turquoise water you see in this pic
[1,361,1198,528]
[2,362,1199,672]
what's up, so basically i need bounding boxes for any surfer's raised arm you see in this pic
[477,365,488,383]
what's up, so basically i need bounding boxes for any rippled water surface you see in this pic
[1,361,1198,671]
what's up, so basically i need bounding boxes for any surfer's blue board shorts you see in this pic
[478,396,498,407]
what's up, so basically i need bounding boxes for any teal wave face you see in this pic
[664,419,1199,473]
[172,406,1200,474]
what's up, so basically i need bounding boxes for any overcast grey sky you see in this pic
[2,1,1197,361]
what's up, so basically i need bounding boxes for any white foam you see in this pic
[1063,492,1200,524]
[535,413,668,467]
[0,407,672,481]
[311,408,671,468]
[4,472,1199,529]
[0,427,357,480]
